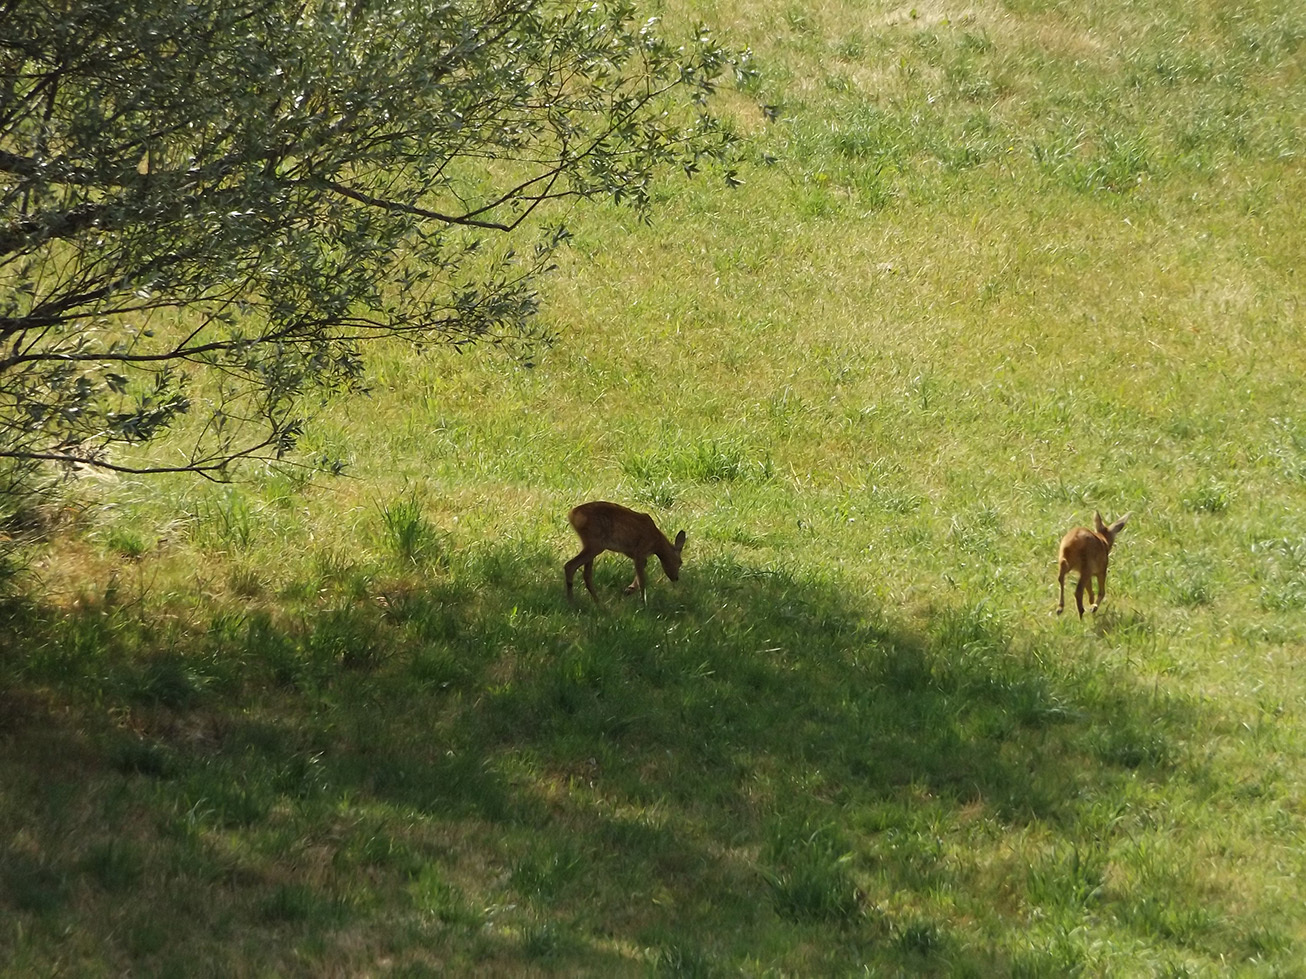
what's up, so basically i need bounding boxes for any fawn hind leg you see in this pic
[1056,560,1069,615]
[1091,571,1107,613]
[565,549,602,602]
[1074,575,1088,618]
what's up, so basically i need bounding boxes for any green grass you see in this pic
[4,0,1306,974]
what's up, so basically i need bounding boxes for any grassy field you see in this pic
[4,0,1306,975]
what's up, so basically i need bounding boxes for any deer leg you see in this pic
[582,560,600,601]
[624,556,648,601]
[565,549,601,603]
[565,553,582,601]
[1091,571,1106,613]
[1056,560,1069,615]
[1074,575,1087,618]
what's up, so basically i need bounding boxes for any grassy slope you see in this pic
[4,0,1306,975]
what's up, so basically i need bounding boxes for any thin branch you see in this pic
[0,430,288,479]
[312,176,514,231]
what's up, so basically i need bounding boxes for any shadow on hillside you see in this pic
[0,543,1198,974]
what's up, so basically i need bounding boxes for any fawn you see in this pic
[565,501,686,603]
[1056,511,1130,618]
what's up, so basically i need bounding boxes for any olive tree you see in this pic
[0,0,738,488]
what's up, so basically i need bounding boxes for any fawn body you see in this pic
[565,501,686,603]
[1056,511,1130,618]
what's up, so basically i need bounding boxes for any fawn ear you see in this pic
[1093,511,1107,534]
[1109,513,1131,535]
[674,530,686,553]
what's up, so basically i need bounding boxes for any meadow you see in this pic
[3,0,1306,975]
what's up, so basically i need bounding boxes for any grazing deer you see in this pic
[1056,511,1131,618]
[565,501,686,603]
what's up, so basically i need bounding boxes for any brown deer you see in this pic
[565,501,686,603]
[1056,511,1131,618]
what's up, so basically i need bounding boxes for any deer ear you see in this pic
[1093,511,1108,534]
[674,530,686,552]
[1110,513,1131,534]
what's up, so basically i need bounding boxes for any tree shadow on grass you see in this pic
[0,542,1234,975]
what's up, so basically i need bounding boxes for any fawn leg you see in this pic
[565,553,582,601]
[566,549,602,602]
[581,559,601,601]
[1091,572,1106,612]
[624,556,648,601]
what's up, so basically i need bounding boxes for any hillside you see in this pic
[4,0,1305,974]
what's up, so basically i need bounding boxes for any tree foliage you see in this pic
[0,0,738,486]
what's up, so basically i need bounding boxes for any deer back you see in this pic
[569,501,672,558]
[1059,527,1110,575]
[1060,512,1129,575]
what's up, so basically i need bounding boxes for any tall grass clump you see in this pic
[377,490,445,568]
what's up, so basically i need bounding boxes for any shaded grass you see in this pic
[1,536,1296,975]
